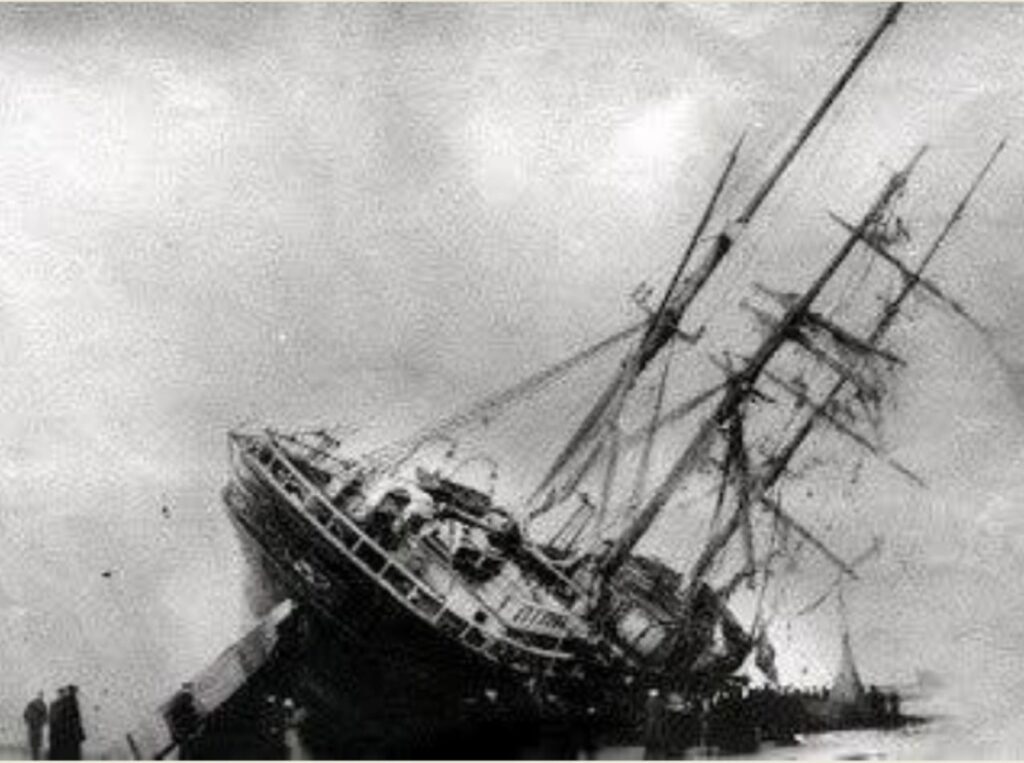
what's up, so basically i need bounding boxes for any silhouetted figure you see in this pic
[63,686,84,760]
[663,694,698,757]
[48,687,68,760]
[867,685,885,726]
[578,705,598,760]
[24,692,47,760]
[642,690,666,760]
[887,691,901,725]
[166,683,203,760]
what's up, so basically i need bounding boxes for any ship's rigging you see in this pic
[221,1,1008,715]
[337,0,1004,651]
[427,20,993,623]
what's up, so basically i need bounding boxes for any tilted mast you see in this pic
[688,139,1005,586]
[531,135,742,507]
[602,147,926,580]
[531,3,904,507]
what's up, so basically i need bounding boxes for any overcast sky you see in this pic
[2,2,1024,756]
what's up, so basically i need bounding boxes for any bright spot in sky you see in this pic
[596,93,708,212]
[617,95,702,170]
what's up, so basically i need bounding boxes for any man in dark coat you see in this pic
[48,686,85,760]
[48,687,68,760]
[63,686,85,760]
[23,692,47,760]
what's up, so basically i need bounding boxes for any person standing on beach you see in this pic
[64,687,85,760]
[48,687,68,760]
[23,692,47,760]
[642,689,666,760]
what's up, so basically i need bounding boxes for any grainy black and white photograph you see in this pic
[3,1,1024,759]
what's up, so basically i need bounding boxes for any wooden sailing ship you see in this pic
[215,3,1004,755]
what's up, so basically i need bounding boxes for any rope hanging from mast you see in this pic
[365,319,646,473]
[528,133,746,508]
[601,146,925,586]
[521,3,909,587]
[700,139,1006,599]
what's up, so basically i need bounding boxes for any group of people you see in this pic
[23,686,86,760]
[639,681,909,758]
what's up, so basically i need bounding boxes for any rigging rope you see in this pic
[367,320,645,469]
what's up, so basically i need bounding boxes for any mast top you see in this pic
[528,3,905,512]
[736,2,903,226]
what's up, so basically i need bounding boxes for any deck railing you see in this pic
[233,432,580,676]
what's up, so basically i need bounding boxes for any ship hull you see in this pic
[221,462,618,757]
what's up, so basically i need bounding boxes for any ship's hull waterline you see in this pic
[219,432,638,756]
